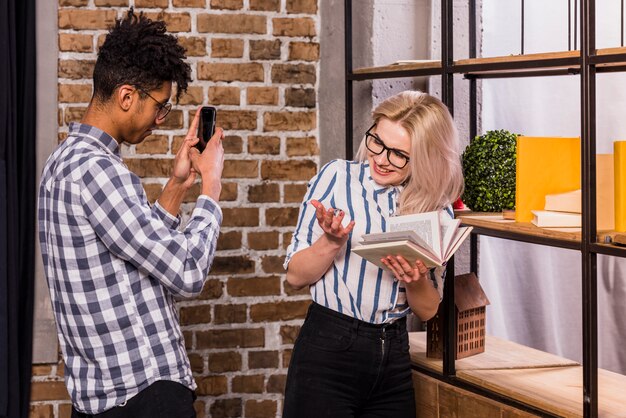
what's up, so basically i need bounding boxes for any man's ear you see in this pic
[116,85,135,112]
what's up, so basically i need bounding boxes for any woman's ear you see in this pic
[116,85,135,112]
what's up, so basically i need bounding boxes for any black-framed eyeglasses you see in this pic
[365,124,410,169]
[138,88,172,121]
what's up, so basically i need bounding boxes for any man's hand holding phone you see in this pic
[184,106,224,201]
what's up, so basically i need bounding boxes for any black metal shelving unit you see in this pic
[342,0,626,416]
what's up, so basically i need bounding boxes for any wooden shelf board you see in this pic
[455,50,580,66]
[410,332,626,417]
[352,60,441,75]
[409,332,579,375]
[458,213,582,243]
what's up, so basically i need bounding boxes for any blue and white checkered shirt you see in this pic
[284,160,448,324]
[37,123,222,414]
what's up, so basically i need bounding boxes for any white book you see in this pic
[531,210,582,227]
[352,210,473,269]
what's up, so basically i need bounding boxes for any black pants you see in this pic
[71,380,196,418]
[283,303,416,418]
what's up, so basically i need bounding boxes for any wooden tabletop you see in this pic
[409,332,626,417]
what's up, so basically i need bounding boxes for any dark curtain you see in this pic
[0,0,37,416]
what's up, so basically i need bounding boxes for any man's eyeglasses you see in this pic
[138,88,172,121]
[365,124,410,169]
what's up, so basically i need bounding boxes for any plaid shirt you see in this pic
[37,123,222,414]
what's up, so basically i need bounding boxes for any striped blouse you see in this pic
[284,159,448,324]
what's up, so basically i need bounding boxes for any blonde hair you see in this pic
[356,91,464,214]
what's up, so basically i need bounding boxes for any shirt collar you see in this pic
[69,122,120,157]
[363,161,402,194]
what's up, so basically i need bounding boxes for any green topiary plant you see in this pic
[461,130,518,212]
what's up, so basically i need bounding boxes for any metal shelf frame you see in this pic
[343,0,617,416]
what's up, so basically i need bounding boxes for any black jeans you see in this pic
[71,380,196,418]
[283,303,416,418]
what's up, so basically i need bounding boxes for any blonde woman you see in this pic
[282,91,464,417]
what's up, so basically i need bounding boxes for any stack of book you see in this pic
[352,211,473,269]
[531,189,582,228]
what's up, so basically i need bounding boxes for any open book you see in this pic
[352,211,473,269]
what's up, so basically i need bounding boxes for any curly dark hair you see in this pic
[93,8,191,103]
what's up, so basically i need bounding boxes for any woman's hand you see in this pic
[381,255,429,284]
[311,200,355,246]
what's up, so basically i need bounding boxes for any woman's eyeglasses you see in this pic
[365,124,410,169]
[138,88,172,121]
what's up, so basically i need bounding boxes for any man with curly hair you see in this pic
[37,9,223,417]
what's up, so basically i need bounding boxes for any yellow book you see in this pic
[615,142,626,231]
[515,136,580,222]
[596,154,614,231]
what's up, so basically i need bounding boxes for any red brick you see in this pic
[273,17,316,37]
[286,136,319,156]
[30,381,70,401]
[157,109,184,130]
[177,86,204,106]
[227,276,281,297]
[143,12,191,32]
[280,325,301,344]
[210,0,243,9]
[245,399,277,417]
[198,279,224,300]
[248,136,280,155]
[220,182,239,201]
[58,404,72,418]
[223,136,244,154]
[194,400,206,418]
[286,0,317,14]
[58,9,117,30]
[58,84,92,103]
[261,255,287,273]
[250,300,310,322]
[196,328,265,349]
[284,280,311,296]
[285,87,316,108]
[211,38,244,58]
[208,86,240,105]
[232,375,264,393]
[250,0,279,11]
[219,110,258,130]
[284,183,308,203]
[271,63,316,84]
[208,351,242,373]
[217,230,243,250]
[198,63,264,82]
[289,41,320,61]
[248,183,279,203]
[31,365,53,376]
[59,0,87,5]
[266,374,287,394]
[63,107,87,125]
[210,399,242,417]
[214,304,247,324]
[261,160,317,180]
[248,231,280,249]
[180,304,212,325]
[135,0,168,7]
[198,14,266,34]
[173,0,205,6]
[29,404,53,418]
[223,160,259,179]
[247,87,279,106]
[135,134,168,154]
[250,39,281,60]
[94,0,129,6]
[195,375,228,396]
[263,111,316,132]
[177,36,207,56]
[248,350,279,369]
[125,158,173,178]
[188,353,205,374]
[266,207,299,227]
[58,33,93,53]
[211,255,255,274]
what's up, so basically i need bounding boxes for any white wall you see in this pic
[480,0,626,374]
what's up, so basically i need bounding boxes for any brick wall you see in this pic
[31,1,320,417]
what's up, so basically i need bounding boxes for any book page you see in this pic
[388,211,442,258]
[360,230,437,260]
[443,226,473,260]
[439,212,461,254]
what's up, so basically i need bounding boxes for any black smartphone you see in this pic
[196,106,217,152]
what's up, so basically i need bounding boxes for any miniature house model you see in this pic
[427,272,490,359]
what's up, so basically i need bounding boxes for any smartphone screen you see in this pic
[196,106,217,152]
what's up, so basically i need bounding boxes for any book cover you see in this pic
[531,210,581,228]
[544,189,581,213]
[615,141,626,231]
[515,136,580,223]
